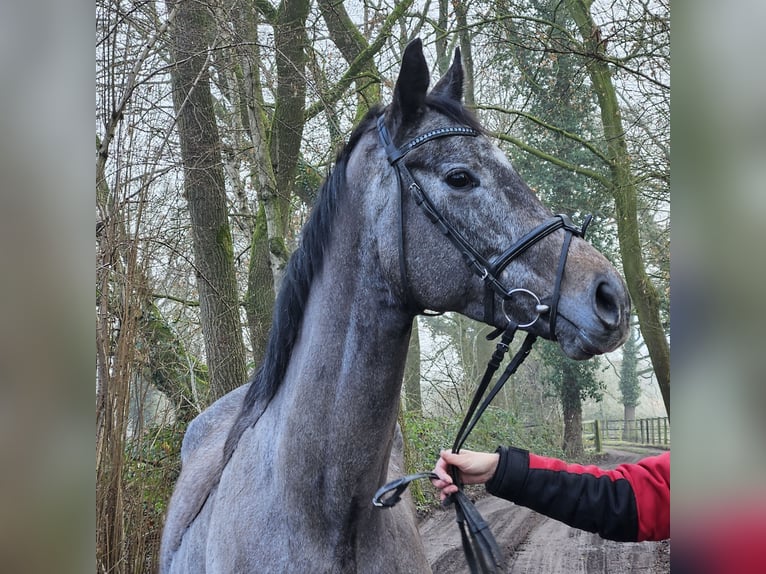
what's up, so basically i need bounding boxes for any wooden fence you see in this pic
[583,417,670,452]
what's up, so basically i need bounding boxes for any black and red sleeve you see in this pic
[485,447,670,542]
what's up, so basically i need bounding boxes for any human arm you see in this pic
[486,447,670,542]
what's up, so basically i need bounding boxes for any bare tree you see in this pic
[565,0,669,415]
[166,0,247,399]
[226,0,281,363]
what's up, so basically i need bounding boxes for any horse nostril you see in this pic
[594,280,622,328]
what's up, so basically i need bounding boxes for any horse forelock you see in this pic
[423,93,484,133]
[223,107,383,460]
[385,93,485,148]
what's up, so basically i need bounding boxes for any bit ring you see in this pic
[502,288,549,329]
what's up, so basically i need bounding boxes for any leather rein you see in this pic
[372,115,592,573]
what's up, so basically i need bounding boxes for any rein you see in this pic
[372,115,592,573]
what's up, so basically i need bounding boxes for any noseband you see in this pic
[374,114,594,573]
[376,115,591,338]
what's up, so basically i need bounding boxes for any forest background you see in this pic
[95,0,670,571]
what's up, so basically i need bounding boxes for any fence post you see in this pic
[656,417,661,445]
[663,417,668,445]
[593,420,601,453]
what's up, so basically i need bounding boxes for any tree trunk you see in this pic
[622,404,636,442]
[566,0,670,417]
[270,0,311,237]
[167,0,247,400]
[619,323,640,440]
[453,0,475,106]
[435,0,450,75]
[246,205,276,367]
[141,302,206,423]
[403,320,422,415]
[561,366,584,458]
[318,0,381,122]
[231,1,282,360]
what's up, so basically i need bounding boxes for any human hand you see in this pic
[430,449,500,502]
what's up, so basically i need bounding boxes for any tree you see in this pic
[96,142,144,574]
[538,340,604,457]
[139,303,208,424]
[226,0,281,363]
[481,0,669,416]
[419,313,499,417]
[619,322,640,440]
[166,0,247,400]
[318,0,381,122]
[236,0,414,361]
[403,320,423,414]
[565,0,670,416]
[453,0,476,106]
[485,0,614,450]
[97,3,186,569]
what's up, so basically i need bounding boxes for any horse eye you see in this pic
[445,170,475,190]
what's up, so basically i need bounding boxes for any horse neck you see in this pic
[273,205,413,505]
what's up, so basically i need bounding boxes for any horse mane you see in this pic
[223,96,481,460]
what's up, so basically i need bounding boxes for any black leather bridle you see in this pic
[376,115,591,336]
[372,114,593,573]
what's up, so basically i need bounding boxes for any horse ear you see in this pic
[431,47,464,102]
[390,39,430,126]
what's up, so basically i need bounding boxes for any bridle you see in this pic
[376,115,591,336]
[372,114,593,573]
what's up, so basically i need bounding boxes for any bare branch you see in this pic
[492,131,612,190]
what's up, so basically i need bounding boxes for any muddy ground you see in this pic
[418,449,670,573]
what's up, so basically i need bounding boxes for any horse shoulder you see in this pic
[160,384,249,574]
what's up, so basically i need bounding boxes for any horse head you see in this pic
[357,39,630,358]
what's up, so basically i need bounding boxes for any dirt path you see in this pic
[418,449,670,573]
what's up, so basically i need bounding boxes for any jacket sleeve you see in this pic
[485,447,670,542]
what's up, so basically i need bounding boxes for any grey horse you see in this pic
[160,39,631,573]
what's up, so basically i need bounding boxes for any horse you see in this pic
[160,38,631,573]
